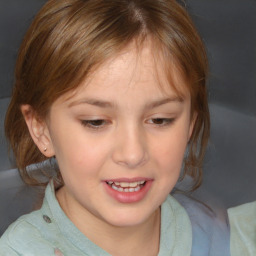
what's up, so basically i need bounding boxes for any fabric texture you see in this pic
[173,193,230,256]
[228,201,256,256]
[0,181,230,255]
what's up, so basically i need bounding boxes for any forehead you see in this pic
[62,40,189,103]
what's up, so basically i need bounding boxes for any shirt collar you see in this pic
[42,181,192,255]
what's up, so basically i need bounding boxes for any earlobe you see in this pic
[20,105,55,157]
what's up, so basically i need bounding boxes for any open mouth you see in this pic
[106,181,146,193]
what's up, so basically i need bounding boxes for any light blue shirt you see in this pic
[0,181,230,255]
[228,201,256,256]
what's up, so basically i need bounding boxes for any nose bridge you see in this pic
[112,122,148,168]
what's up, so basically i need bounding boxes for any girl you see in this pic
[0,0,230,255]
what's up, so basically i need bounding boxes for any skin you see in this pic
[22,41,195,256]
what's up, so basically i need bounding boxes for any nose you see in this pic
[112,125,148,169]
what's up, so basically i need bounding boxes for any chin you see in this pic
[103,207,158,228]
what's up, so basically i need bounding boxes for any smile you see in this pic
[106,181,146,193]
[104,179,152,203]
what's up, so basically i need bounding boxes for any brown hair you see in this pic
[5,0,209,189]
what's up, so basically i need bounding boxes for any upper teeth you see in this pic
[107,181,145,188]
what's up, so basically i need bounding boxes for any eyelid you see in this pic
[80,119,111,130]
[80,115,176,131]
[146,117,176,127]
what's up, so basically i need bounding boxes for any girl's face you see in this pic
[41,42,194,228]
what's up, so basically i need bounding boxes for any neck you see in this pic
[96,210,161,256]
[56,187,161,256]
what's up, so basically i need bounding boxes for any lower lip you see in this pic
[103,180,153,203]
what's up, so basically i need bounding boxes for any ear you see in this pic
[21,105,55,157]
[188,112,197,142]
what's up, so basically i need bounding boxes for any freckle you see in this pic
[54,248,64,256]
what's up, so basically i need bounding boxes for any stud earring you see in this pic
[43,147,47,152]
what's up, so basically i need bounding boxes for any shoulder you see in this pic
[0,210,58,255]
[228,201,256,256]
[173,193,231,256]
[228,200,256,223]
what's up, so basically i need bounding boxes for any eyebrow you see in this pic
[145,97,183,110]
[68,99,114,108]
[68,96,183,109]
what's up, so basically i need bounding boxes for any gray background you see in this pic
[0,0,256,235]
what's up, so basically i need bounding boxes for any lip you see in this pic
[104,177,152,183]
[103,178,153,203]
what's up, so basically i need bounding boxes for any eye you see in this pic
[81,119,110,130]
[147,118,175,127]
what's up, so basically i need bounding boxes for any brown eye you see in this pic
[152,118,165,125]
[81,119,108,129]
[148,118,175,126]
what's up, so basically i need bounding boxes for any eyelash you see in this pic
[81,119,109,130]
[147,118,175,127]
[80,118,175,130]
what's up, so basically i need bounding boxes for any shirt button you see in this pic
[43,215,52,223]
[54,248,63,256]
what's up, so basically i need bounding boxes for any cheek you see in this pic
[152,130,189,173]
[53,131,110,179]
[155,147,185,175]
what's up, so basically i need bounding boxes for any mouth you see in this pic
[104,178,152,203]
[106,180,146,193]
